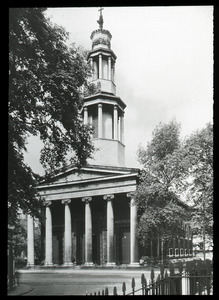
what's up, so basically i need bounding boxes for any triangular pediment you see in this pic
[38,164,139,187]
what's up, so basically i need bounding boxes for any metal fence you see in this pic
[87,259,213,295]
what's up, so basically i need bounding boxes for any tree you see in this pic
[182,123,213,255]
[135,119,190,249]
[9,8,94,226]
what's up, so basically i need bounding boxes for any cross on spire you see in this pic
[99,7,104,15]
[97,7,104,29]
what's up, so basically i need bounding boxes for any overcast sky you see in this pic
[24,6,213,174]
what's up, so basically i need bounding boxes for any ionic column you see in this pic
[44,201,53,266]
[103,194,116,266]
[99,54,102,79]
[27,214,35,266]
[62,199,73,266]
[113,106,118,140]
[108,57,112,81]
[120,112,124,143]
[127,193,139,266]
[84,107,88,125]
[82,197,94,266]
[98,104,103,138]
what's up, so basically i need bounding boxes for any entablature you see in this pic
[84,93,126,111]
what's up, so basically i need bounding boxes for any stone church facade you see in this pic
[26,10,193,267]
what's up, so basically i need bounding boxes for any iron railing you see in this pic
[87,259,213,295]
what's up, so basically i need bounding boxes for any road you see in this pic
[18,269,160,295]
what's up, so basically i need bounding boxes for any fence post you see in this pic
[131,278,135,295]
[188,261,196,295]
[113,286,117,295]
[122,282,126,296]
[205,260,212,295]
[141,274,146,295]
[151,268,155,295]
[145,277,148,295]
[169,262,176,294]
[177,261,183,295]
[156,274,161,295]
[160,264,164,295]
[164,270,169,294]
[105,287,108,295]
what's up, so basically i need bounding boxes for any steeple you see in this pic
[83,8,126,167]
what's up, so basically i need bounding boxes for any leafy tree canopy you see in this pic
[135,119,213,249]
[182,123,213,244]
[135,119,190,246]
[9,8,94,225]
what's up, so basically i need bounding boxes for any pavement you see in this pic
[7,284,34,296]
[7,266,159,296]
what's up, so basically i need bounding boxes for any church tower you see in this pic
[83,8,126,167]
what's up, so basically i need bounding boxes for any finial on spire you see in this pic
[97,7,104,30]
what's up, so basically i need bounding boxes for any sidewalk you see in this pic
[7,284,34,296]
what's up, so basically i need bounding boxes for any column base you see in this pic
[27,263,35,267]
[106,262,116,266]
[129,262,140,267]
[63,262,74,266]
[84,262,94,266]
[44,262,53,267]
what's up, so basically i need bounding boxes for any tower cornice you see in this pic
[84,93,126,110]
[87,48,117,61]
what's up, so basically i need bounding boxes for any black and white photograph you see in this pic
[8,6,213,295]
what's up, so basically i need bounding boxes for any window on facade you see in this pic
[175,248,179,256]
[169,248,173,256]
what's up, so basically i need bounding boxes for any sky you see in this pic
[24,6,214,174]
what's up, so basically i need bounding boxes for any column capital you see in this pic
[82,196,92,203]
[114,105,118,110]
[61,199,71,205]
[127,192,135,198]
[98,103,102,108]
[103,194,114,201]
[84,106,88,111]
[43,201,52,207]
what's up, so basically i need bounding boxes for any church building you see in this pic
[26,9,193,267]
[26,9,140,267]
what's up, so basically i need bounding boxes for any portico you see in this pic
[27,165,139,266]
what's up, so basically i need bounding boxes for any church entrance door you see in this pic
[122,231,130,264]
